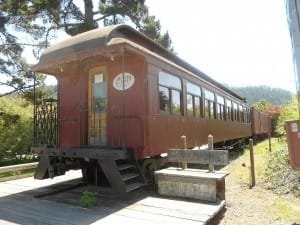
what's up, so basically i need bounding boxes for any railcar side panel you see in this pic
[145,59,251,157]
[106,52,147,158]
[58,62,82,148]
[56,51,147,154]
[251,107,271,135]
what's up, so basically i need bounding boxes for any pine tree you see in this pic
[0,0,174,96]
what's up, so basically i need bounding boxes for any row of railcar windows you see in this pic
[158,71,250,123]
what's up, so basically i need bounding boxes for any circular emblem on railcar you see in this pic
[113,73,135,91]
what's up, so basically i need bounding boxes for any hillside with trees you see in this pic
[231,85,292,106]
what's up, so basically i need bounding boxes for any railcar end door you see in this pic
[88,67,107,145]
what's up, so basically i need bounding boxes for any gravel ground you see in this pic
[210,167,293,225]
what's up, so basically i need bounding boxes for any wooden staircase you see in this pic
[117,161,145,192]
[97,159,145,193]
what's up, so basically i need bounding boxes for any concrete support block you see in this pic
[155,167,228,202]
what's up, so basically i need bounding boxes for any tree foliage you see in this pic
[0,0,174,96]
[252,99,271,112]
[138,15,173,51]
[0,0,59,96]
[276,95,299,134]
[0,96,33,160]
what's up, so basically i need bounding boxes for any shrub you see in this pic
[264,147,300,197]
[0,96,33,160]
[79,191,98,208]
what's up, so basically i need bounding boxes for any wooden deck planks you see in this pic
[0,171,225,225]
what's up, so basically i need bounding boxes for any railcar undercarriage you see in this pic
[32,147,146,193]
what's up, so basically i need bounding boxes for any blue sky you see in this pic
[8,0,297,93]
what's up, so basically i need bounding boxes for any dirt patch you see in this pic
[211,175,288,225]
[210,150,300,225]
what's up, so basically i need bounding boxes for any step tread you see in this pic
[121,173,139,181]
[118,164,135,171]
[125,182,145,192]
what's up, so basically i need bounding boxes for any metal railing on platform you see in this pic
[0,162,38,182]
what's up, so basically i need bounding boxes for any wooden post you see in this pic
[208,134,214,172]
[181,135,187,170]
[268,133,272,152]
[249,139,256,187]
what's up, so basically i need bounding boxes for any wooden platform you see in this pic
[0,171,225,225]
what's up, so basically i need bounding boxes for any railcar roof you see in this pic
[32,24,244,101]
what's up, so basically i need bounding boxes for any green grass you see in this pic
[267,197,300,222]
[0,158,38,179]
[0,158,38,167]
[229,138,300,222]
[229,138,286,184]
[0,168,36,179]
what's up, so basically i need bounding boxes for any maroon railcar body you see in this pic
[31,25,253,191]
[250,107,272,136]
[54,53,147,156]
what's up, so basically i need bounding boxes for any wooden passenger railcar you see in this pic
[32,25,252,192]
[250,108,272,136]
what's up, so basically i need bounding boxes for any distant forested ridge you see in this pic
[231,86,292,106]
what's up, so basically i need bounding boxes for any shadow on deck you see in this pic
[0,171,225,225]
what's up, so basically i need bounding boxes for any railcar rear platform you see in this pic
[0,171,224,225]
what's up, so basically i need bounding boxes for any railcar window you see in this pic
[159,71,181,89]
[187,83,201,95]
[226,99,232,121]
[247,108,250,123]
[244,107,250,123]
[216,95,225,120]
[159,86,170,111]
[194,97,201,117]
[159,71,182,115]
[205,99,209,118]
[187,94,193,116]
[242,107,246,123]
[233,103,238,121]
[186,82,202,117]
[171,90,181,113]
[238,105,243,122]
[210,103,215,118]
[204,89,215,119]
[248,108,250,123]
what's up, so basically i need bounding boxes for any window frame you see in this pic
[186,82,202,118]
[158,71,183,115]
[225,99,232,121]
[232,102,238,121]
[204,89,216,119]
[216,95,225,120]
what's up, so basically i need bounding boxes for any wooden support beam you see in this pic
[208,135,214,172]
[249,139,256,188]
[180,135,187,170]
[167,149,228,165]
[268,133,272,152]
[0,162,38,174]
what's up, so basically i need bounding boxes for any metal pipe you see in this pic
[33,71,37,146]
[79,60,83,147]
[121,47,126,152]
[93,87,96,145]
